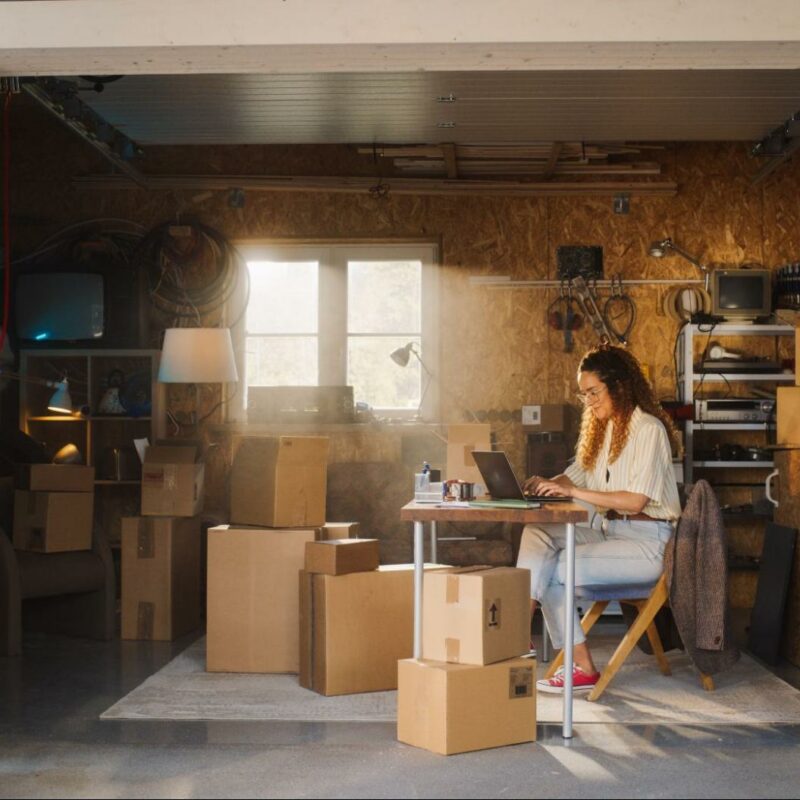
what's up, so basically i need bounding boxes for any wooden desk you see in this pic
[400,500,589,740]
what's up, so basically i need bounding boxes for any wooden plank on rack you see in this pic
[441,143,459,178]
[74,173,678,197]
[542,142,563,179]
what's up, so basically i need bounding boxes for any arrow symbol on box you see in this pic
[489,603,499,627]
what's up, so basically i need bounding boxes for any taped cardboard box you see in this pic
[141,441,205,517]
[207,525,319,673]
[299,564,449,696]
[320,521,360,540]
[16,464,95,492]
[13,490,93,553]
[304,538,380,576]
[777,386,800,445]
[230,436,329,528]
[422,567,531,665]
[521,403,579,434]
[397,657,537,755]
[446,424,491,485]
[121,516,201,641]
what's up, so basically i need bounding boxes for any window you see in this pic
[230,243,438,420]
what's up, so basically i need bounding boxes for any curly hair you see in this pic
[576,345,681,471]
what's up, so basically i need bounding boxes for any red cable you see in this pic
[1,90,11,355]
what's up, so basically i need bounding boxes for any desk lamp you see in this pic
[0,369,73,414]
[649,238,710,291]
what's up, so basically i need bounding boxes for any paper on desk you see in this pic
[436,501,471,508]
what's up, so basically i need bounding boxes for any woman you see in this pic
[517,345,681,694]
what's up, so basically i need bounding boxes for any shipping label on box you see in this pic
[206,525,318,674]
[121,516,201,641]
[446,424,491,484]
[397,657,537,755]
[12,490,93,553]
[521,403,579,434]
[423,566,531,665]
[230,436,329,528]
[141,442,204,517]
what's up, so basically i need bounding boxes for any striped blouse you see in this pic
[563,406,681,521]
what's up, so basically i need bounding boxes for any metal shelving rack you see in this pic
[677,323,795,484]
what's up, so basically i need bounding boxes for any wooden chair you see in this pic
[544,573,715,701]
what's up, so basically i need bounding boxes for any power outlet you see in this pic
[521,405,541,426]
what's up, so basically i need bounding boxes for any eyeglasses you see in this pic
[576,385,607,405]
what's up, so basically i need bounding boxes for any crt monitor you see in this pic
[15,272,104,341]
[711,269,772,320]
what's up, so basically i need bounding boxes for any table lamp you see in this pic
[158,327,239,428]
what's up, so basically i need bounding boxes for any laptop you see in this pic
[471,450,573,508]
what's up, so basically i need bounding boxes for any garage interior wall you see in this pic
[7,96,800,656]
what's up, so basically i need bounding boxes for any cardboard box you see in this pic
[121,516,201,641]
[397,657,537,755]
[12,490,93,553]
[320,521,360,540]
[422,567,531,665]
[778,386,800,445]
[141,441,205,517]
[304,538,380,576]
[206,525,318,673]
[446,424,491,484]
[522,403,579,434]
[299,564,449,696]
[16,464,95,492]
[230,436,329,528]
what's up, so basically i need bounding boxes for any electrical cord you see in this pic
[135,219,245,323]
[1,90,12,355]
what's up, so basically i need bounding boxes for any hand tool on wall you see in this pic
[603,275,637,345]
[571,276,614,345]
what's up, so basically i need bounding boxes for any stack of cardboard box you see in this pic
[299,540,448,696]
[206,436,330,673]
[121,441,204,641]
[398,566,537,755]
[13,464,95,553]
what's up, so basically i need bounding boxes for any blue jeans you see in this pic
[516,506,673,649]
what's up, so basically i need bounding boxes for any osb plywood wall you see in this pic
[8,101,800,588]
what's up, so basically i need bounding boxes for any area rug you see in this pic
[101,637,800,725]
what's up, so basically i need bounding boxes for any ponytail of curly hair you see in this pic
[576,345,681,471]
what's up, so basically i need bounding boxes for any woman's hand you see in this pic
[522,475,545,494]
[532,479,572,498]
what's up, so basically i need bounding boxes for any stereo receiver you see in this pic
[694,398,775,423]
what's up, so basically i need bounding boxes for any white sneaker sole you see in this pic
[536,681,596,695]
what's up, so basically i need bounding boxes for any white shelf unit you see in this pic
[19,349,166,546]
[677,323,795,484]
[19,348,165,476]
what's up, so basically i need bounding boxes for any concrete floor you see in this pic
[2,631,800,799]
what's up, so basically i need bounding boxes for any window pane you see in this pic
[247,261,318,334]
[246,336,317,386]
[348,260,421,334]
[348,336,422,409]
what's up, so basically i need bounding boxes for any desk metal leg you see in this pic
[413,520,424,659]
[430,521,438,564]
[563,522,576,739]
[541,619,551,663]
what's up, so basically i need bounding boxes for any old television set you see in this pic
[15,273,104,341]
[711,269,772,321]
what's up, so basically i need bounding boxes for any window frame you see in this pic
[228,240,440,422]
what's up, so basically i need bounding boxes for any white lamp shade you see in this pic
[47,381,73,414]
[158,328,239,383]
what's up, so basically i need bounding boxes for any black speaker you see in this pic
[557,246,604,281]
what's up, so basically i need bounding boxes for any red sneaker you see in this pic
[537,664,600,694]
